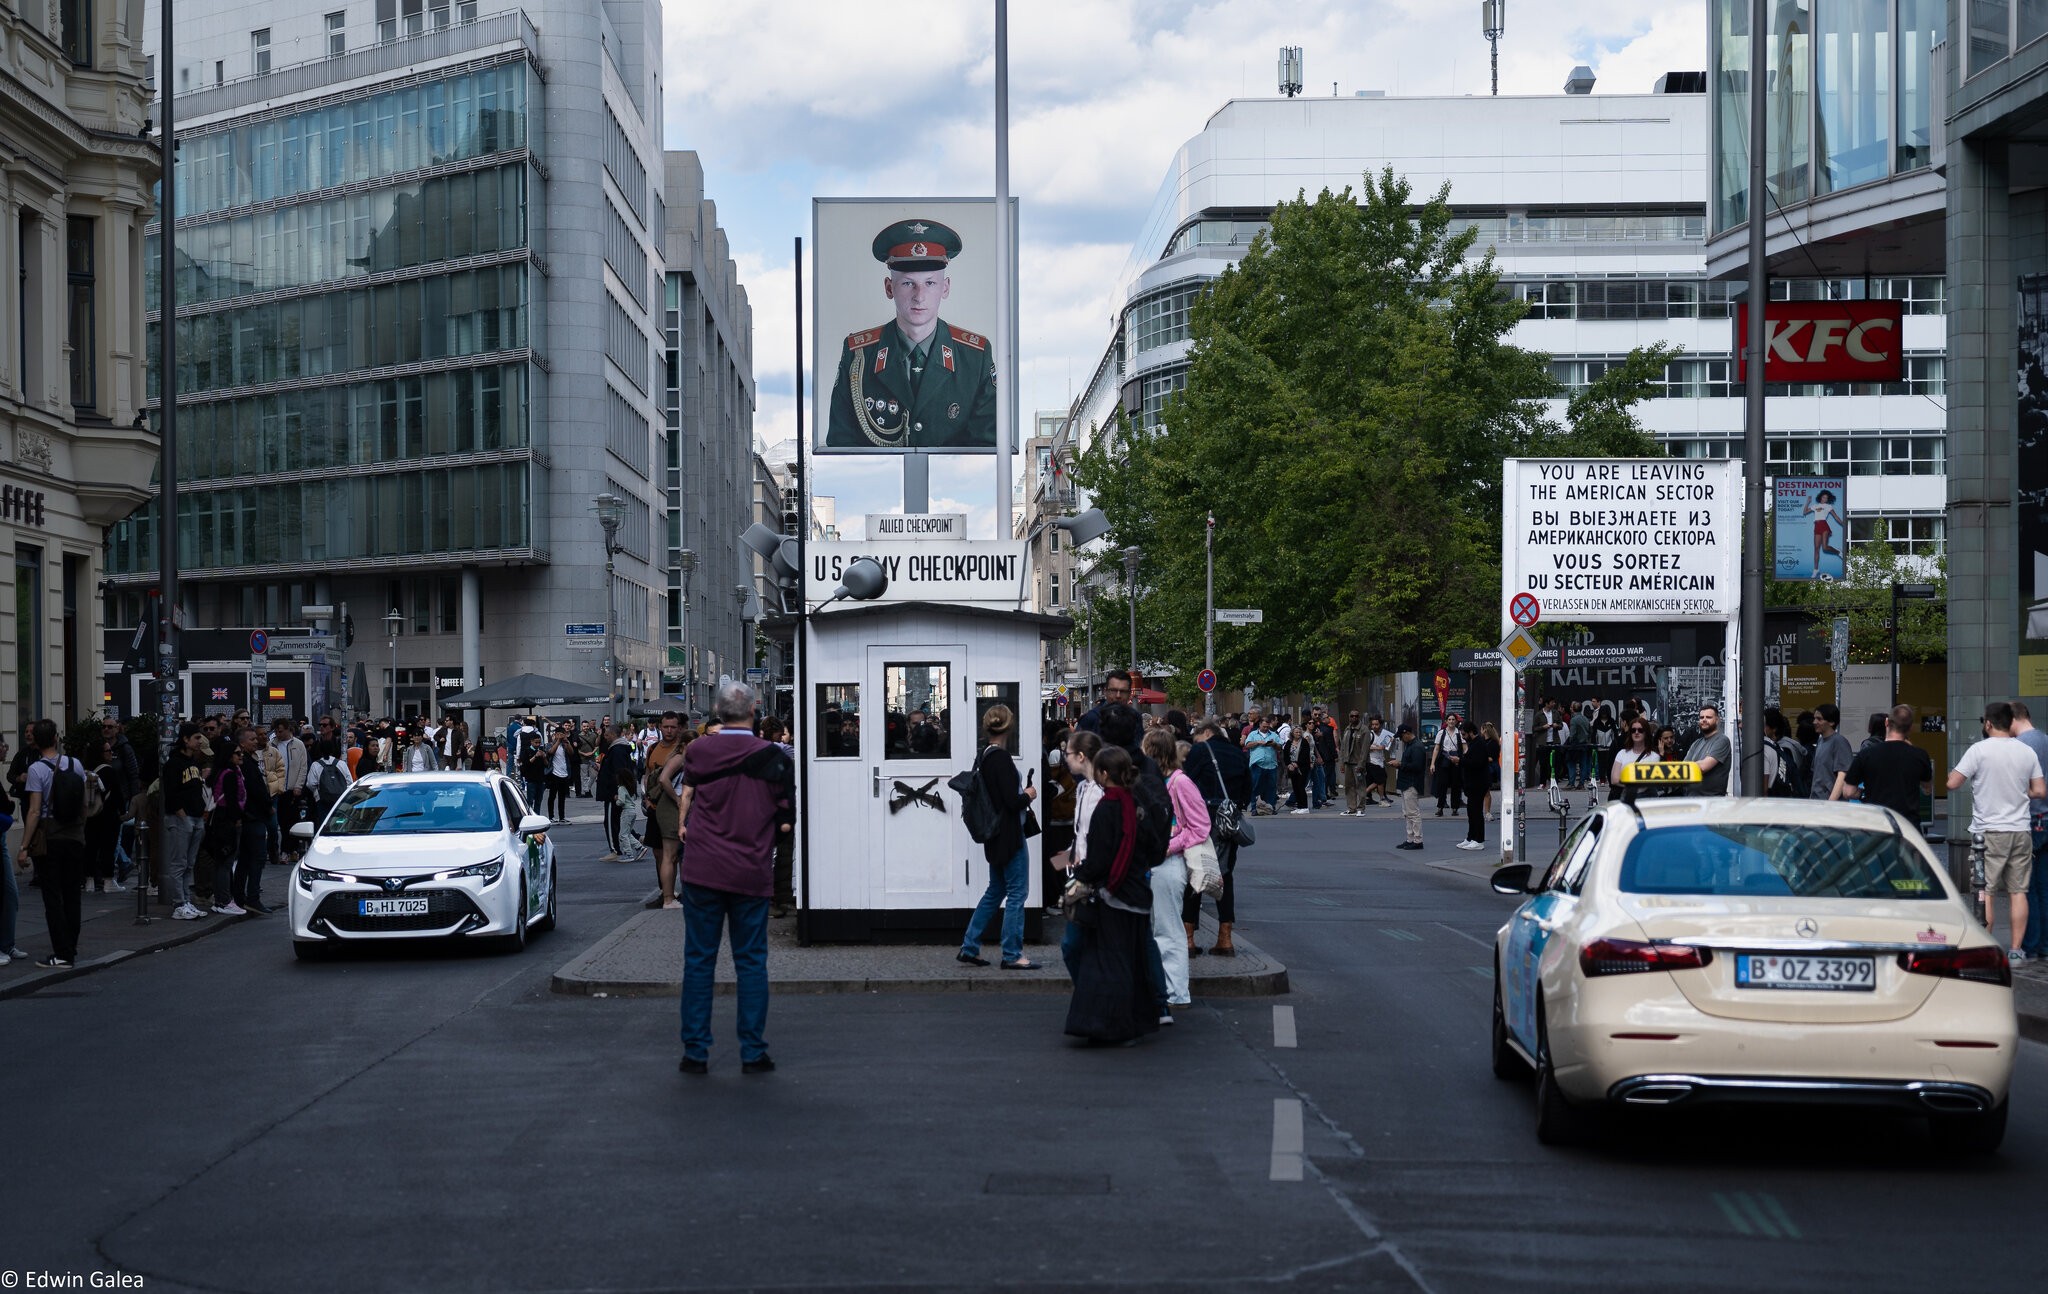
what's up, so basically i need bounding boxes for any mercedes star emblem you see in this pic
[1795,918,1818,938]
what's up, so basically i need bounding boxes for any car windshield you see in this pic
[322,781,504,836]
[1619,823,1944,901]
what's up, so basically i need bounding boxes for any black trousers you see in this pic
[1465,781,1487,843]
[36,837,86,961]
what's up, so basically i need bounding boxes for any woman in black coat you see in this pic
[1063,745,1159,1045]
[1459,721,1500,848]
[957,705,1040,970]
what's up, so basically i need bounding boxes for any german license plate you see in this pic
[1735,953,1875,991]
[359,897,429,917]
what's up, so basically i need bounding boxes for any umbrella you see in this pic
[439,672,612,710]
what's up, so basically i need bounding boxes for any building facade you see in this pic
[1699,0,2046,769]
[1,0,161,731]
[108,0,749,723]
[660,151,755,716]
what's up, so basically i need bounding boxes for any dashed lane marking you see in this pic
[1713,1190,1800,1239]
[1379,928,1423,942]
[1271,1098,1304,1181]
[1273,1005,1297,1048]
[1305,896,1341,908]
[1468,965,1494,979]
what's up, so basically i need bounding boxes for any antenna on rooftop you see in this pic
[1278,46,1303,98]
[1481,1,1504,96]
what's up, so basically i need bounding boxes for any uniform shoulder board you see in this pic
[845,327,884,349]
[945,324,987,351]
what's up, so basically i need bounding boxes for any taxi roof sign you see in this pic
[1617,760,1704,786]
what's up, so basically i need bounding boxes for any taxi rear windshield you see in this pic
[1619,823,1944,900]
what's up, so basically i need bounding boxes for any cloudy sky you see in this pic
[661,1,1705,538]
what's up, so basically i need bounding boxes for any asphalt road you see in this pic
[2,803,2042,1293]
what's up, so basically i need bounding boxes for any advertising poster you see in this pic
[2019,276,2048,693]
[814,198,1008,455]
[1773,476,1848,581]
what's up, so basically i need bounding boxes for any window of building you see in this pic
[1049,572,1062,607]
[1968,0,2012,75]
[60,0,91,66]
[65,217,95,410]
[376,0,396,43]
[15,546,43,733]
[602,105,648,226]
[326,11,347,57]
[1048,526,1060,553]
[1766,437,1852,477]
[19,214,42,403]
[1849,435,1945,476]
[1849,514,1944,554]
[1129,282,1204,352]
[459,0,477,20]
[251,30,270,76]
[213,60,223,86]
[1140,370,1185,431]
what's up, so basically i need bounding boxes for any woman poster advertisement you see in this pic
[1773,476,1847,582]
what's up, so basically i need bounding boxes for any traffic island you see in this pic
[551,906,1287,998]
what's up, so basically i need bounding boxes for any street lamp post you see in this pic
[593,492,627,726]
[1204,512,1216,717]
[677,548,698,714]
[1121,545,1141,680]
[383,608,401,720]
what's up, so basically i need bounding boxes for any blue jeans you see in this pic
[2023,842,2048,957]
[1309,764,1327,806]
[678,882,771,1062]
[1249,764,1279,811]
[962,844,1029,965]
[0,826,17,950]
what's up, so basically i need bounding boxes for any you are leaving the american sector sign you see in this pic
[1504,458,1741,622]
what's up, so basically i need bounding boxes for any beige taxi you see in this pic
[1490,780,2018,1152]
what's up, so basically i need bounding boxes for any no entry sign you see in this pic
[1509,593,1541,627]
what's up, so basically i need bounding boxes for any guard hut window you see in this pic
[885,664,951,760]
[976,682,1020,756]
[817,683,860,758]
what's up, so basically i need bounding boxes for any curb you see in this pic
[0,909,243,1001]
[550,906,1288,999]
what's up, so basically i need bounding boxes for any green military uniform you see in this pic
[825,219,998,450]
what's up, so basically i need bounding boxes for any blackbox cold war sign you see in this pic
[1505,458,1742,620]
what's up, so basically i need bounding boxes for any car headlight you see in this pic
[297,863,357,889]
[437,858,504,883]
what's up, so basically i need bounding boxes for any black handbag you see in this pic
[1021,769,1042,839]
[1201,744,1254,847]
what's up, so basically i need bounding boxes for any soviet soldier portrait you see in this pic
[826,219,998,449]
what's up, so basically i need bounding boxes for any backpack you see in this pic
[949,764,1002,844]
[43,756,92,827]
[1773,738,1808,798]
[316,758,351,805]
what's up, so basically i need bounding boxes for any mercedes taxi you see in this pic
[287,771,557,959]
[1490,772,2017,1152]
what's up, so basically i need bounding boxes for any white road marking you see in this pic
[1270,1098,1304,1181]
[1273,1004,1297,1048]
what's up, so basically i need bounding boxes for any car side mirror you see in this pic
[1490,862,1533,896]
[289,821,316,841]
[517,813,551,836]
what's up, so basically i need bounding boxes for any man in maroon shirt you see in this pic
[674,682,792,1076]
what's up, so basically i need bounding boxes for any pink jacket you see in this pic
[1166,769,1212,856]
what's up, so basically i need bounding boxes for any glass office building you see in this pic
[113,1,753,722]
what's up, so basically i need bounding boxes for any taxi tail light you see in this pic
[1897,945,2011,988]
[1579,938,1711,977]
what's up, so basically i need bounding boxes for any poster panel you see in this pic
[814,198,1007,454]
[2018,276,2048,693]
[1773,476,1848,582]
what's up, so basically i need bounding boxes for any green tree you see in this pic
[1765,530,1946,665]
[1071,169,1671,697]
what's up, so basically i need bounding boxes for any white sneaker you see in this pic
[0,951,9,966]
[104,880,127,892]
[213,901,247,916]
[1456,840,1483,851]
[1289,808,1309,815]
[171,904,203,920]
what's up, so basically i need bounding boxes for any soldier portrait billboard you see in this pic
[814,198,1008,454]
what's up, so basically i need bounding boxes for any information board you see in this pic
[1504,458,1741,621]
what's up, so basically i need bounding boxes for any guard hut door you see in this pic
[867,646,968,906]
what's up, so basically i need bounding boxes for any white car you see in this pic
[287,771,557,959]
[1490,795,2018,1152]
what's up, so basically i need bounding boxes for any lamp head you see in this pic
[832,557,888,602]
[1052,508,1111,547]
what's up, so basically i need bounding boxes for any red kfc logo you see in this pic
[1735,301,1904,382]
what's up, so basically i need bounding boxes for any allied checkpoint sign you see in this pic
[1499,458,1745,859]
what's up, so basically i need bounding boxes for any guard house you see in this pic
[798,534,1069,942]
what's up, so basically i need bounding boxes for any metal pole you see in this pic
[151,0,179,925]
[1122,547,1139,676]
[794,233,812,943]
[992,0,1012,536]
[1739,0,1769,795]
[387,623,397,721]
[1490,35,1499,96]
[1204,513,1216,717]
[1889,581,1902,705]
[604,550,618,725]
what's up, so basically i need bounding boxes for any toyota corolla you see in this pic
[1490,795,2017,1152]
[288,772,557,959]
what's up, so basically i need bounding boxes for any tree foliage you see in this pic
[1070,170,1671,698]
[1765,532,1946,665]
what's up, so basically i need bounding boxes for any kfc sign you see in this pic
[1734,300,1904,382]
